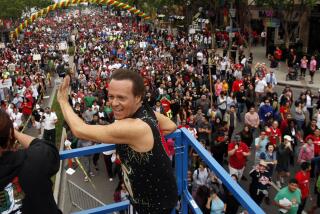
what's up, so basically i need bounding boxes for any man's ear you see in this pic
[135,96,142,104]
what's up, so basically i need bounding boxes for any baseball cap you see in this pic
[284,135,293,141]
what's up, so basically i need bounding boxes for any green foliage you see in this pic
[253,0,318,10]
[122,0,183,11]
[52,91,64,148]
[0,0,24,19]
[0,0,52,19]
[68,46,75,55]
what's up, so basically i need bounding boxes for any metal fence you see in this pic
[67,179,136,214]
[67,180,105,211]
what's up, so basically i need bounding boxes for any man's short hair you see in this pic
[301,162,311,171]
[288,178,298,184]
[111,69,145,100]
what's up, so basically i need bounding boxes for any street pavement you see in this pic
[23,77,58,137]
[216,45,320,90]
[233,84,318,214]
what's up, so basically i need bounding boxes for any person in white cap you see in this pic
[249,160,271,205]
[276,135,293,188]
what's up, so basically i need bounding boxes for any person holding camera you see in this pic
[42,107,58,144]
[205,187,226,214]
[249,160,271,205]
[276,135,293,188]
[227,135,251,181]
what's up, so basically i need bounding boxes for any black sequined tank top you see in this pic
[116,105,178,213]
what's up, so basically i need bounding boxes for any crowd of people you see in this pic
[0,9,78,143]
[1,5,320,214]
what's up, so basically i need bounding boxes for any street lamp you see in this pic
[229,2,236,49]
[185,0,191,30]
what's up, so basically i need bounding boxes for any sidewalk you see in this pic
[216,45,320,90]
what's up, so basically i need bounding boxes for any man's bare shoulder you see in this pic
[111,118,153,151]
[111,118,152,135]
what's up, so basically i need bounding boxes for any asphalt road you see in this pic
[229,84,319,214]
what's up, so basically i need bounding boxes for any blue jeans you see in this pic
[0,88,4,101]
[295,119,305,130]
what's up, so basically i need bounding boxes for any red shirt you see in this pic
[160,99,171,113]
[228,142,249,169]
[269,127,281,145]
[21,101,32,115]
[279,106,289,118]
[305,134,320,156]
[177,125,189,129]
[232,80,243,92]
[274,49,282,60]
[16,77,23,86]
[295,170,310,199]
[280,119,289,134]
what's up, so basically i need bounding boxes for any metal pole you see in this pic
[229,2,234,50]
[208,52,213,107]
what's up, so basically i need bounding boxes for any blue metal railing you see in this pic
[60,128,265,214]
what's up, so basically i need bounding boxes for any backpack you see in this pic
[196,168,210,180]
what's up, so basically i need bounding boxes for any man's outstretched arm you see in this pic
[57,76,151,147]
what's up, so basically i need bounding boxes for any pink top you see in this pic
[215,83,223,96]
[300,59,308,69]
[298,143,314,163]
[310,59,317,71]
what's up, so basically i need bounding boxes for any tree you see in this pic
[0,0,52,19]
[0,0,52,42]
[0,0,25,19]
[254,0,318,48]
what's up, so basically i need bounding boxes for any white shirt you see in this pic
[103,149,116,156]
[255,79,267,93]
[31,84,39,98]
[92,104,100,111]
[11,112,23,127]
[197,52,204,61]
[193,168,210,186]
[33,121,42,130]
[306,95,312,108]
[62,54,69,63]
[265,73,277,86]
[220,60,228,70]
[6,107,13,116]
[240,57,247,65]
[218,96,227,110]
[43,112,57,130]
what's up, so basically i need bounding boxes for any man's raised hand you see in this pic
[57,75,70,104]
